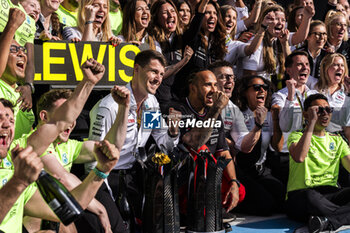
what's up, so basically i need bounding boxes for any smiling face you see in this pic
[266,10,286,38]
[3,41,27,87]
[214,66,235,98]
[307,25,327,51]
[305,98,331,129]
[224,8,236,35]
[0,103,14,159]
[91,0,108,26]
[330,15,347,42]
[327,56,345,86]
[178,2,191,26]
[134,59,165,95]
[135,0,150,30]
[158,2,177,35]
[287,55,310,86]
[245,78,267,110]
[21,0,41,22]
[202,3,217,35]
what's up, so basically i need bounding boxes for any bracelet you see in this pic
[255,121,263,129]
[93,167,109,179]
[85,21,94,25]
[229,179,241,188]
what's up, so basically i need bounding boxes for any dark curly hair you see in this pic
[233,76,274,112]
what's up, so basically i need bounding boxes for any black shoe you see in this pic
[222,209,236,223]
[308,216,330,233]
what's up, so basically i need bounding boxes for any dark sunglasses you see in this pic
[248,84,269,91]
[318,106,333,114]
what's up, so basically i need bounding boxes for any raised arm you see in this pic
[240,106,267,153]
[25,140,123,222]
[0,8,25,77]
[279,80,297,132]
[16,43,34,112]
[270,105,284,152]
[27,59,104,156]
[103,85,130,150]
[290,4,314,46]
[163,46,194,79]
[279,29,291,57]
[242,0,262,29]
[244,12,274,56]
[0,146,42,222]
[182,91,228,150]
[288,106,317,162]
[81,5,99,41]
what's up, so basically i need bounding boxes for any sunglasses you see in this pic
[248,84,269,91]
[318,106,333,114]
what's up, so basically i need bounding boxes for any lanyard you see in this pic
[295,90,308,127]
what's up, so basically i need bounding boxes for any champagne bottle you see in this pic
[36,170,83,225]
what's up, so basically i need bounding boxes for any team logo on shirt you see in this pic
[1,0,8,9]
[329,142,335,151]
[3,157,11,168]
[2,178,7,186]
[62,153,68,165]
[143,111,162,129]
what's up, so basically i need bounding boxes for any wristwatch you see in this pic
[24,82,35,94]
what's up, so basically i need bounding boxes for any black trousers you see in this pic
[265,149,289,186]
[235,166,286,216]
[101,165,144,233]
[286,186,350,230]
[74,181,129,233]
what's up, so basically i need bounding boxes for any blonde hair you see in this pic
[317,53,348,91]
[257,5,285,75]
[325,11,348,42]
[220,5,237,40]
[77,0,112,41]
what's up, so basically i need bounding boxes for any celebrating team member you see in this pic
[89,50,180,230]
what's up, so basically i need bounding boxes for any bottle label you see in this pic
[48,198,61,211]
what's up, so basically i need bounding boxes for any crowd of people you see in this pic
[1,0,350,232]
